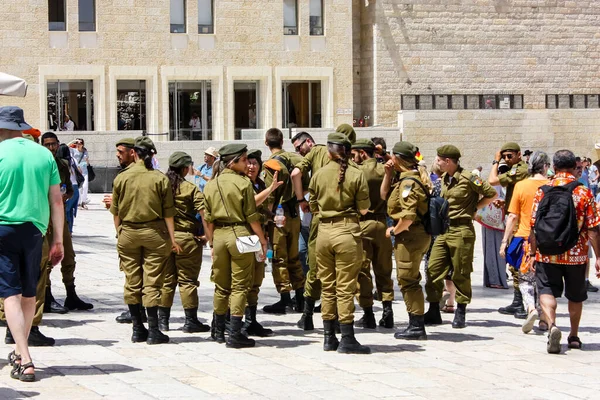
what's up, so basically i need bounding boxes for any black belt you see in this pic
[360,214,387,222]
[449,218,472,227]
[320,215,359,223]
[214,221,247,228]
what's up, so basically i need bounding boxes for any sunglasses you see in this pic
[294,138,308,153]
[501,153,514,160]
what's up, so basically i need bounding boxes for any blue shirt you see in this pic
[195,164,213,192]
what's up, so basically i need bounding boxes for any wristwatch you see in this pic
[297,198,308,203]
[492,160,499,165]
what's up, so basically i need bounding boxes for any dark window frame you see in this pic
[198,0,214,34]
[78,0,96,32]
[49,0,67,31]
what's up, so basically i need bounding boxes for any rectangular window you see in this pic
[309,0,323,35]
[47,80,94,131]
[587,95,599,108]
[402,94,523,110]
[282,81,322,128]
[198,0,214,33]
[49,0,67,31]
[170,0,186,33]
[78,0,96,31]
[117,80,147,132]
[234,81,259,140]
[169,81,212,141]
[283,0,298,35]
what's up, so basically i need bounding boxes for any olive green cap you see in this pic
[168,151,192,168]
[327,132,351,149]
[116,137,135,148]
[500,142,521,153]
[247,149,262,160]
[336,123,356,144]
[437,144,461,159]
[22,134,35,141]
[392,141,418,158]
[134,136,157,154]
[351,138,375,150]
[218,143,247,158]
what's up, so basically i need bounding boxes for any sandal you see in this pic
[538,320,549,332]
[11,361,35,382]
[567,335,583,349]
[7,350,20,367]
[441,304,455,313]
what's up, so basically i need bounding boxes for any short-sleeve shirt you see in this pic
[264,149,294,207]
[308,162,370,219]
[0,138,60,234]
[296,145,330,176]
[498,160,529,213]
[110,161,176,222]
[387,170,428,223]
[359,158,387,216]
[173,180,205,233]
[508,178,548,238]
[443,167,497,221]
[196,163,213,192]
[203,169,260,224]
[530,172,600,265]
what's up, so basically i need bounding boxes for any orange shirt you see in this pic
[530,172,600,265]
[508,178,548,238]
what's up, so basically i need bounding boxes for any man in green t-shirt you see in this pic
[0,106,64,382]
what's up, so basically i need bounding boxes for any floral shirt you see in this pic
[530,172,600,265]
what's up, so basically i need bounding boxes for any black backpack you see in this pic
[533,181,581,256]
[400,177,449,236]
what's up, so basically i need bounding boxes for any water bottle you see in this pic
[275,205,284,228]
[60,184,67,195]
[194,175,201,187]
[266,242,274,261]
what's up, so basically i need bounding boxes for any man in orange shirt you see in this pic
[530,150,600,354]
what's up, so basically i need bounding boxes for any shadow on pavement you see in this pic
[169,336,212,344]
[370,343,425,353]
[465,308,503,314]
[0,388,39,399]
[466,319,522,328]
[42,364,141,377]
[426,332,494,342]
[53,338,119,347]
[258,339,315,348]
[45,319,104,328]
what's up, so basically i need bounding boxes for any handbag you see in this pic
[87,165,96,182]
[73,163,85,186]
[215,177,261,254]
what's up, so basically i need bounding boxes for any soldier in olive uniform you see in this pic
[309,132,371,353]
[384,142,432,340]
[261,128,306,314]
[158,151,211,334]
[488,142,529,319]
[111,136,181,345]
[351,139,395,329]
[424,145,497,328]
[203,144,268,348]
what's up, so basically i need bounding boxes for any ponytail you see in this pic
[328,143,350,189]
[395,155,433,193]
[166,167,185,195]
[135,147,154,170]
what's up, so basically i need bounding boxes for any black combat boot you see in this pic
[64,284,93,310]
[28,326,55,347]
[424,302,443,325]
[356,306,376,329]
[225,309,231,334]
[242,305,273,337]
[379,301,394,328]
[146,306,169,344]
[297,297,315,331]
[394,314,427,340]
[128,304,148,343]
[158,307,171,332]
[512,291,527,319]
[294,288,305,312]
[182,308,210,333]
[211,313,226,343]
[323,320,339,351]
[44,286,68,314]
[498,289,522,315]
[226,316,255,348]
[337,322,371,354]
[116,307,147,324]
[5,327,14,344]
[262,292,292,314]
[452,303,467,329]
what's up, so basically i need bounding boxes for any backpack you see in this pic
[400,177,449,236]
[534,181,582,256]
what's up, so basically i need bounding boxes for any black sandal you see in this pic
[567,335,583,349]
[10,361,35,382]
[7,350,20,367]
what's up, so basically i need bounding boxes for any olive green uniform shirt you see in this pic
[203,169,260,224]
[359,158,387,216]
[173,180,205,233]
[308,162,370,219]
[442,167,497,220]
[296,145,330,176]
[264,149,294,206]
[110,160,176,222]
[387,170,428,223]
[498,160,528,213]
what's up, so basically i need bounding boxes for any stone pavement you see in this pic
[1,194,599,400]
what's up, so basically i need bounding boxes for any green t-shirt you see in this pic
[0,137,61,234]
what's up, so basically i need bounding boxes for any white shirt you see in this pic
[63,120,74,131]
[189,117,201,130]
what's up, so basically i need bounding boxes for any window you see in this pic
[282,81,321,128]
[78,0,95,31]
[169,81,212,140]
[47,80,94,131]
[401,94,524,110]
[49,0,66,31]
[117,80,147,132]
[198,0,214,33]
[170,0,186,33]
[283,0,298,35]
[309,0,323,35]
[234,81,259,140]
[546,94,600,109]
